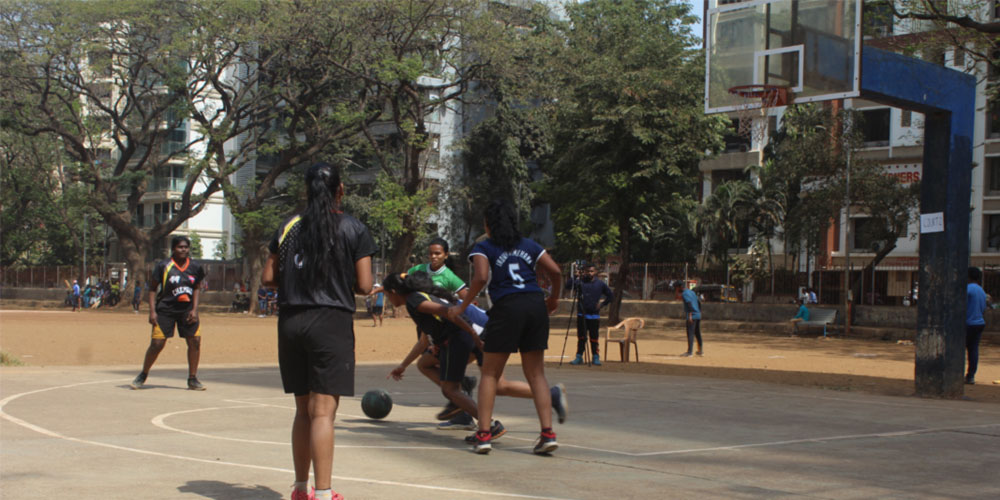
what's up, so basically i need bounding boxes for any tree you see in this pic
[766,104,920,302]
[544,0,724,322]
[349,0,561,269]
[1,0,238,299]
[188,232,203,259]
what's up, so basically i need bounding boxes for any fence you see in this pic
[1,261,244,292]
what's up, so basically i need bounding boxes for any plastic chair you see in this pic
[604,317,645,362]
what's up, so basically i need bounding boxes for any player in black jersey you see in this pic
[130,235,207,391]
[262,162,376,500]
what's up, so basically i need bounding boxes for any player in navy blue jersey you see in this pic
[448,199,566,455]
[262,162,376,500]
[130,235,207,391]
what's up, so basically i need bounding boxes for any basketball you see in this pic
[361,389,392,419]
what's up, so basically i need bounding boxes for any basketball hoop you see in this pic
[728,84,789,143]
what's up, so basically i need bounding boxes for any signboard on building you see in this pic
[884,163,921,184]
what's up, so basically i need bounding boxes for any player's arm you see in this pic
[355,255,373,295]
[599,281,614,309]
[447,255,488,322]
[147,278,158,326]
[187,285,201,324]
[368,283,384,297]
[537,253,562,314]
[261,254,279,288]
[416,299,482,348]
[390,333,431,380]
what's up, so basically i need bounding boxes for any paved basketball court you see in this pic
[3,362,999,499]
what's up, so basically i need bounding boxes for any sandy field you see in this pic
[2,307,999,403]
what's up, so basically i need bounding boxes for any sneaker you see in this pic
[290,487,314,500]
[532,430,558,455]
[436,401,462,421]
[461,375,477,395]
[696,350,704,357]
[550,383,569,424]
[438,412,476,431]
[472,430,492,454]
[569,355,583,365]
[465,420,506,444]
[965,375,976,385]
[679,352,693,358]
[592,354,602,366]
[130,373,147,390]
[187,377,206,391]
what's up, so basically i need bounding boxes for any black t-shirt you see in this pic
[150,258,206,315]
[268,213,377,311]
[405,292,462,346]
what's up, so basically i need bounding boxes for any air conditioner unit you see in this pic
[173,202,182,211]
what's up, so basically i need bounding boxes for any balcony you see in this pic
[133,214,170,228]
[147,177,186,193]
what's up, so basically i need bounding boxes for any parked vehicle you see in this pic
[692,284,740,303]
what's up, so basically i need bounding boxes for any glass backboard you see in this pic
[705,0,862,114]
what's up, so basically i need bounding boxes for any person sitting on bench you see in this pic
[790,298,810,332]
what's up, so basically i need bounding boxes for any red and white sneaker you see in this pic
[290,487,314,500]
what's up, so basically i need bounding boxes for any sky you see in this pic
[688,0,704,40]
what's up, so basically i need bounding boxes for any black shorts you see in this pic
[438,332,482,382]
[278,307,355,397]
[152,312,200,339]
[481,292,549,353]
[372,305,383,315]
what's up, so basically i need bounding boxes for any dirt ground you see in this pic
[2,307,999,403]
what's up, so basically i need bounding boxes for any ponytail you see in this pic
[484,199,521,250]
[300,162,342,290]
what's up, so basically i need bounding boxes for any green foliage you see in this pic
[1,351,24,367]
[213,234,229,260]
[543,0,723,262]
[188,232,203,259]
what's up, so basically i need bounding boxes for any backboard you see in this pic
[705,0,862,114]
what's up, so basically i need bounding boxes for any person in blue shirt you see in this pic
[676,281,703,357]
[566,263,614,366]
[448,199,568,456]
[72,280,81,312]
[368,282,385,327]
[789,298,810,334]
[966,267,988,385]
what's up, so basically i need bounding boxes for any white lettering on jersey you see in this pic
[172,286,193,297]
[494,249,534,268]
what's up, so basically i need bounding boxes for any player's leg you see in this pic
[693,319,703,355]
[439,336,478,417]
[586,318,601,365]
[132,316,172,388]
[280,310,313,498]
[571,315,586,364]
[307,392,339,491]
[519,350,553,429]
[178,317,205,390]
[474,351,509,452]
[291,394,312,490]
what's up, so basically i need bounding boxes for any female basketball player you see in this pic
[262,162,376,500]
[448,199,565,455]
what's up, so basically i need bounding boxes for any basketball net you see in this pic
[729,85,788,144]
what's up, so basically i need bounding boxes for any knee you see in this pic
[186,337,201,349]
[149,339,166,352]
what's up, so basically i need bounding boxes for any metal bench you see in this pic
[794,308,838,337]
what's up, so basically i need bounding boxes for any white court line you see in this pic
[0,378,577,500]
[151,402,461,450]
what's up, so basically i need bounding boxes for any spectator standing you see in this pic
[966,267,988,385]
[257,285,268,317]
[132,281,143,313]
[369,283,385,327]
[677,281,703,357]
[566,263,613,366]
[72,280,81,312]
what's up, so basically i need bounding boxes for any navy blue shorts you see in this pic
[481,292,549,353]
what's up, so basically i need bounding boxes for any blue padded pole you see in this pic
[861,47,976,398]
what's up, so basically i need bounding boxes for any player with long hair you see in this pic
[448,199,565,455]
[262,162,376,500]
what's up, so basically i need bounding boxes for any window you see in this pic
[954,47,965,68]
[901,110,912,128]
[987,214,1000,251]
[988,158,1000,194]
[860,108,891,146]
[852,217,882,252]
[988,100,1000,138]
[723,118,750,153]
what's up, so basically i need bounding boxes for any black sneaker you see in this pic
[465,420,506,444]
[550,383,569,424]
[965,375,976,385]
[461,375,478,395]
[130,373,147,390]
[436,401,462,421]
[187,377,206,391]
[679,352,693,358]
[438,412,476,431]
[532,430,558,455]
[473,430,492,454]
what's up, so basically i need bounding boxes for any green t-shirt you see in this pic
[407,263,467,294]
